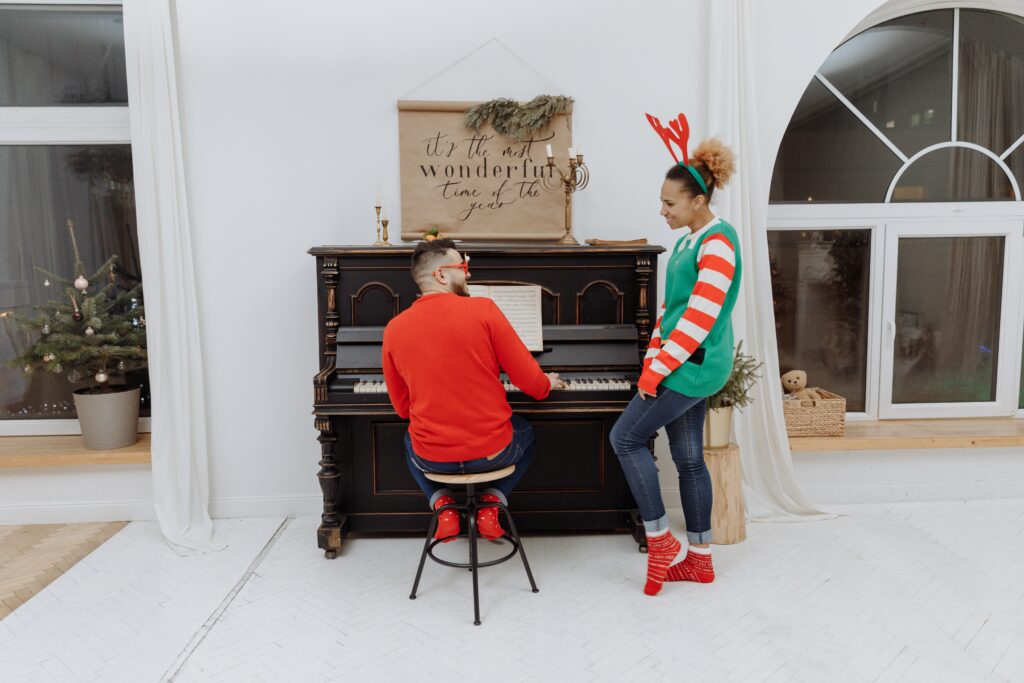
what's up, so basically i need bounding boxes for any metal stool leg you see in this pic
[467,488,482,625]
[410,509,439,599]
[500,503,539,593]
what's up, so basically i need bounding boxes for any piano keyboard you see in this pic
[352,377,633,394]
[505,378,632,392]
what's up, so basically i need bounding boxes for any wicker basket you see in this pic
[782,389,846,437]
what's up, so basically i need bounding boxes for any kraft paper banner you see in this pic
[397,100,571,241]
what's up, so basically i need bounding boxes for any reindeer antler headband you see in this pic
[645,112,709,195]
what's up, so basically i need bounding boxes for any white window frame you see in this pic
[769,205,1024,421]
[765,218,883,422]
[0,0,149,436]
[879,220,1023,418]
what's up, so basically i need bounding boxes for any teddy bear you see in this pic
[781,370,822,407]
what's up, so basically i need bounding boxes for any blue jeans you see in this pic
[405,415,535,508]
[610,385,713,543]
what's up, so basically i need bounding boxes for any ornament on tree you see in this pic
[69,290,83,321]
[43,279,51,287]
[11,218,147,390]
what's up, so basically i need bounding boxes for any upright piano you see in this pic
[309,243,664,558]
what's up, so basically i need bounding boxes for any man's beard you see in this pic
[452,281,471,297]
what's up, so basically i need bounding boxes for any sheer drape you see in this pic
[707,0,830,521]
[124,0,219,552]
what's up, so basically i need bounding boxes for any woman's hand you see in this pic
[638,387,656,401]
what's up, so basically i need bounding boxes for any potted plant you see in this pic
[8,220,147,449]
[704,342,763,449]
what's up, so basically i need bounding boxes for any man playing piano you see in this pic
[382,238,564,542]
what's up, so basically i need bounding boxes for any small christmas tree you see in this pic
[9,219,147,393]
[707,342,763,411]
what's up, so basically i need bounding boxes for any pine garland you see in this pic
[707,342,763,411]
[464,95,574,142]
[7,220,147,393]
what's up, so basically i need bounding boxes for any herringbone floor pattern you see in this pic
[0,522,126,619]
[2,501,1023,681]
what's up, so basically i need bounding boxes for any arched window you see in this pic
[772,8,1024,204]
[768,7,1024,420]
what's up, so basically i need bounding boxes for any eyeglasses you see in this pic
[434,253,470,278]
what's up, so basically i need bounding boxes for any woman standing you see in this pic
[610,132,740,596]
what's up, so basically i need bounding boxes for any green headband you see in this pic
[678,162,709,195]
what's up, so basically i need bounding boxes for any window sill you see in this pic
[0,433,151,468]
[788,418,1024,452]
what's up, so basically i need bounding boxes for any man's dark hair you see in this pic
[411,237,458,284]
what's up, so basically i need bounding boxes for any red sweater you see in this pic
[381,293,550,461]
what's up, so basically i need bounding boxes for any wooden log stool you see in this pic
[408,465,539,626]
[704,443,747,544]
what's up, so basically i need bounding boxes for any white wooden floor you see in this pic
[2,500,1023,682]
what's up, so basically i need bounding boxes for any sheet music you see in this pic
[468,285,543,351]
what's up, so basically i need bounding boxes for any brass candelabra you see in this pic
[542,152,589,245]
[373,205,392,246]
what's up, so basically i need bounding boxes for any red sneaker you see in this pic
[433,495,460,543]
[476,494,506,540]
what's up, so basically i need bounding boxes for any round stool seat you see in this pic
[423,464,515,485]
[410,462,537,625]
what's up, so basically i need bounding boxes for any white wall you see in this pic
[173,0,722,516]
[8,0,939,522]
[0,465,153,524]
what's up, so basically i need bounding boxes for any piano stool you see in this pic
[408,465,539,626]
[705,443,747,544]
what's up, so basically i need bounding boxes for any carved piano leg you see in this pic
[316,416,348,558]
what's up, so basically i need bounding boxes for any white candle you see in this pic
[576,145,582,157]
[376,183,381,206]
[545,144,553,158]
[381,195,386,219]
[568,147,574,157]
[382,204,388,220]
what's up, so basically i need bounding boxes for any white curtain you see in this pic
[706,0,830,521]
[123,0,219,552]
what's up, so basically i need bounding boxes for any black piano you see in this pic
[309,243,664,558]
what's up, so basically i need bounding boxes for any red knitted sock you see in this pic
[476,494,506,540]
[644,530,681,596]
[433,495,459,543]
[666,547,715,583]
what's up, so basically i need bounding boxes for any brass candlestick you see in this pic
[542,153,589,245]
[380,218,392,246]
[373,205,384,246]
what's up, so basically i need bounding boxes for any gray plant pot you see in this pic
[72,387,141,450]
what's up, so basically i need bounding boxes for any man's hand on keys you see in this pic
[547,372,565,390]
